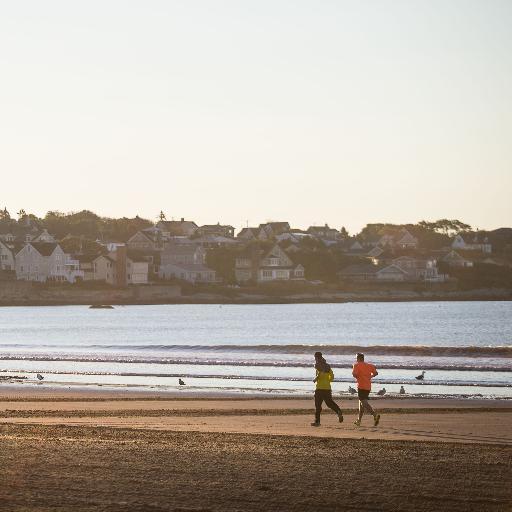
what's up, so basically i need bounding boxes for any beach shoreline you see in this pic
[1,284,511,307]
[1,391,511,511]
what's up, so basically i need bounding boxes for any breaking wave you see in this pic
[0,354,510,372]
[1,343,509,358]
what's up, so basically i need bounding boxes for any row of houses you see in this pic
[0,241,151,285]
[0,215,504,286]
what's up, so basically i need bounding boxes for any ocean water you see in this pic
[0,302,510,397]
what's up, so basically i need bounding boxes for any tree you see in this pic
[340,226,349,238]
[0,207,10,221]
[17,209,27,220]
[159,211,166,221]
[418,219,472,236]
[206,247,238,284]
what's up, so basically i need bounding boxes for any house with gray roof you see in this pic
[158,242,216,283]
[156,218,198,237]
[15,243,83,283]
[338,263,379,281]
[442,250,474,268]
[235,244,304,283]
[452,233,492,253]
[196,223,235,238]
[307,224,340,241]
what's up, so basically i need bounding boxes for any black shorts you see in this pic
[358,388,370,400]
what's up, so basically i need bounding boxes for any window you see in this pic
[262,270,273,278]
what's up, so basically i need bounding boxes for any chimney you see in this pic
[181,217,185,222]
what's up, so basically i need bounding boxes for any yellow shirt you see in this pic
[315,369,334,390]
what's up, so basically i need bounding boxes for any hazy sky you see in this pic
[1,1,511,234]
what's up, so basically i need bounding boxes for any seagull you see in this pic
[36,374,44,381]
[348,386,357,394]
[178,378,185,386]
[399,386,406,394]
[376,388,386,396]
[415,371,426,381]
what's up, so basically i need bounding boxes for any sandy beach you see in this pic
[0,389,511,511]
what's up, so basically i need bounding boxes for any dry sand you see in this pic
[0,389,511,511]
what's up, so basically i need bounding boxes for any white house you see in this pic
[0,241,15,271]
[235,244,304,283]
[15,243,83,283]
[452,234,492,253]
[391,256,445,282]
[126,255,149,284]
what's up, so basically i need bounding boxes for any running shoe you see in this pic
[338,412,344,423]
[354,419,361,427]
[374,414,381,427]
[311,422,320,427]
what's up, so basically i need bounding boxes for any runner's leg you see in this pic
[362,399,375,417]
[314,390,323,423]
[357,389,371,422]
[358,399,364,422]
[324,390,342,416]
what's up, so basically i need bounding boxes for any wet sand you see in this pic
[1,390,511,511]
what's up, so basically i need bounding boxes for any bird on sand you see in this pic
[399,386,406,394]
[178,378,185,385]
[376,388,386,396]
[36,374,44,381]
[348,386,357,394]
[415,371,426,381]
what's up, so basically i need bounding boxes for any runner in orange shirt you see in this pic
[352,353,381,427]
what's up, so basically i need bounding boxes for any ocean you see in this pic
[0,302,510,398]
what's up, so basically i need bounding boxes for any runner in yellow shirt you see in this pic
[311,351,344,427]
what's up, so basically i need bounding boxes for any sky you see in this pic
[1,0,511,234]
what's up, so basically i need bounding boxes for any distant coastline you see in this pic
[0,283,510,306]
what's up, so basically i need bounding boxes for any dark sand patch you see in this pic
[1,424,511,512]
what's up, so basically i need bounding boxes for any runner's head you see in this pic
[314,351,323,361]
[356,353,365,362]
